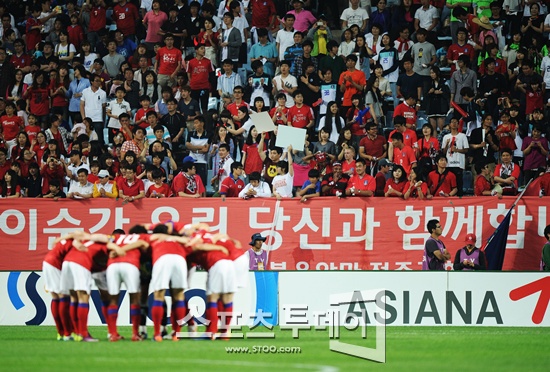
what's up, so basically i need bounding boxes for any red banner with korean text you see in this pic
[0,197,546,271]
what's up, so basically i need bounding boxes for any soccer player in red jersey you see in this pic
[122,224,228,341]
[105,226,152,341]
[60,236,124,342]
[42,237,75,340]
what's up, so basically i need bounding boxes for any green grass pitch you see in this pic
[1,326,549,371]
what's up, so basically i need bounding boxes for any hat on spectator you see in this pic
[183,156,196,163]
[332,161,342,167]
[249,233,267,246]
[98,170,110,178]
[378,159,390,167]
[465,233,476,244]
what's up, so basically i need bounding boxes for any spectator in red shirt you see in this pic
[427,154,458,197]
[117,163,145,202]
[384,164,408,197]
[390,131,417,176]
[86,0,107,50]
[374,158,391,196]
[40,155,67,195]
[345,158,376,197]
[146,168,172,198]
[24,71,50,126]
[393,94,418,129]
[288,90,314,130]
[220,161,245,199]
[171,160,204,198]
[493,148,521,195]
[388,115,417,162]
[113,0,139,41]
[154,33,182,89]
[186,44,214,114]
[474,162,496,196]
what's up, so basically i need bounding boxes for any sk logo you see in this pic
[509,276,550,324]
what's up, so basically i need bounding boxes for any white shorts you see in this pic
[60,261,92,294]
[206,259,237,295]
[92,271,108,291]
[233,254,249,289]
[106,263,140,295]
[42,262,62,294]
[150,254,188,292]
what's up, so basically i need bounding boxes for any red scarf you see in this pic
[397,38,410,53]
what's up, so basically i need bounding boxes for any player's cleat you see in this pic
[73,334,83,342]
[139,332,148,340]
[131,334,143,342]
[109,334,124,342]
[63,335,74,341]
[152,335,163,342]
[57,333,62,341]
[82,336,99,342]
[163,330,176,340]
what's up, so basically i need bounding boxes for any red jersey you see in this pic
[342,159,356,176]
[135,107,155,129]
[416,137,440,158]
[33,144,47,166]
[347,173,376,192]
[63,240,108,271]
[388,128,417,148]
[392,145,416,175]
[171,172,200,196]
[25,17,41,52]
[495,123,516,150]
[403,180,428,198]
[1,115,24,141]
[88,6,107,32]
[156,47,182,75]
[67,24,84,50]
[146,183,172,197]
[113,2,139,36]
[428,169,457,195]
[49,80,68,107]
[44,239,73,270]
[10,53,32,70]
[384,178,407,195]
[347,107,372,137]
[118,177,145,197]
[338,69,366,106]
[220,174,245,197]
[446,43,475,73]
[250,0,277,28]
[108,234,151,269]
[393,102,417,128]
[26,87,50,116]
[359,135,386,167]
[26,125,41,143]
[242,143,263,174]
[526,90,544,115]
[187,230,229,270]
[150,239,192,264]
[186,57,214,90]
[287,104,314,129]
[227,101,250,127]
[269,106,289,126]
[474,174,492,196]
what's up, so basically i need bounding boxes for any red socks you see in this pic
[106,305,118,336]
[151,300,164,337]
[77,303,90,337]
[51,298,63,336]
[130,305,141,336]
[59,297,72,336]
[205,302,218,335]
[172,301,187,333]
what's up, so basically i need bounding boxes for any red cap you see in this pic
[465,233,476,244]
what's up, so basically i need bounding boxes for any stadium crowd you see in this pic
[2,0,550,200]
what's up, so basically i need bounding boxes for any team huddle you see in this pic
[42,221,248,342]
